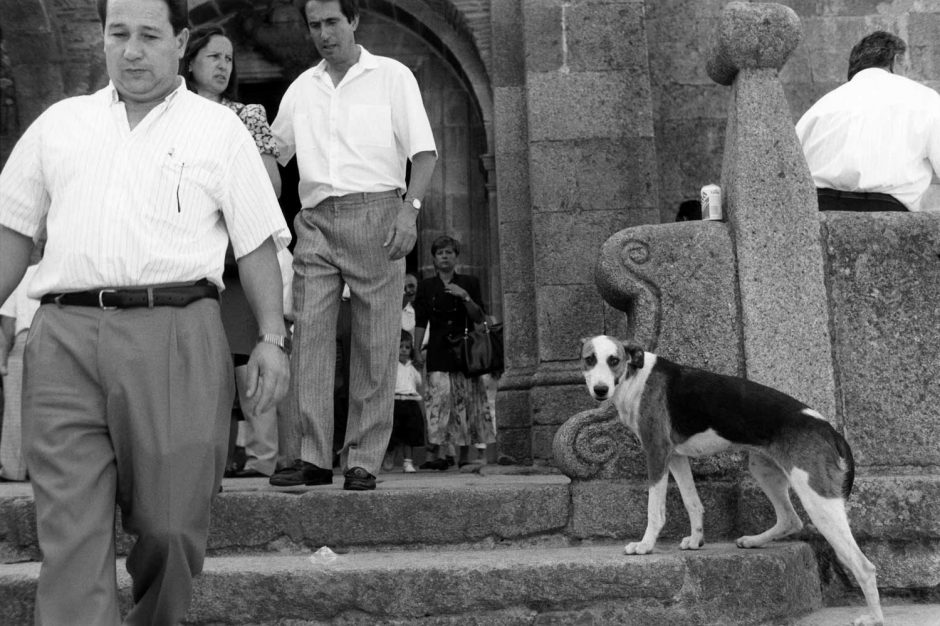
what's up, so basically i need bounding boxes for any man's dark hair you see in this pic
[181,25,238,100]
[97,0,190,35]
[847,31,907,80]
[431,235,460,256]
[304,0,359,23]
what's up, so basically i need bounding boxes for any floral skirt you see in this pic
[425,371,495,447]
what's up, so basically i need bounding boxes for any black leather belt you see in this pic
[41,280,219,310]
[817,187,907,211]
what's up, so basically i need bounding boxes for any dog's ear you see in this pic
[621,341,645,369]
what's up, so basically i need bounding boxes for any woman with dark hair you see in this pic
[182,25,281,195]
[412,236,495,470]
[183,25,290,478]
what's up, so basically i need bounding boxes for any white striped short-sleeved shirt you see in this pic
[796,68,940,212]
[0,81,291,298]
[271,46,437,209]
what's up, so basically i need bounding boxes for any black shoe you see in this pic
[419,458,449,471]
[231,468,266,479]
[268,460,332,486]
[343,467,376,491]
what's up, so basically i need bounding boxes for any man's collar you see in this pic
[106,77,188,106]
[310,45,378,77]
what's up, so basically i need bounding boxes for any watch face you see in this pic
[411,198,422,210]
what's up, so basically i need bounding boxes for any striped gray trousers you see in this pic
[290,190,404,476]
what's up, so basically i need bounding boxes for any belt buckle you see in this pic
[98,289,118,310]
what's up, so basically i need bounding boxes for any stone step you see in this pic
[1,469,741,563]
[0,542,822,625]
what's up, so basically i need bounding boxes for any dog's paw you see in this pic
[735,534,765,549]
[679,535,704,550]
[852,615,883,626]
[624,541,654,555]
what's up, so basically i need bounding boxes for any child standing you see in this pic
[387,330,425,473]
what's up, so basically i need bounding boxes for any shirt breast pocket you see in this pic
[347,105,393,148]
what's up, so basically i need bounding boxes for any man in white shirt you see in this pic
[796,31,940,212]
[0,0,290,622]
[270,0,437,491]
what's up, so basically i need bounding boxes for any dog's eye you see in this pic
[585,355,596,367]
[608,356,621,367]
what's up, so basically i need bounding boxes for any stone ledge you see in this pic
[0,542,821,625]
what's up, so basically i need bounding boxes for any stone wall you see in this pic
[649,0,940,222]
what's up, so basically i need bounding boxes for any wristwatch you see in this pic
[406,197,422,211]
[258,334,291,355]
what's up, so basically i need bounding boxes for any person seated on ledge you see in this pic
[796,30,940,213]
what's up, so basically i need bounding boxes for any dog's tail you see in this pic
[834,430,855,499]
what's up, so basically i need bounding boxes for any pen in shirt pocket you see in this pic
[175,161,185,213]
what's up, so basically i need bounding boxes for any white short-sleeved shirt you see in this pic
[796,68,940,212]
[272,46,437,209]
[0,81,291,298]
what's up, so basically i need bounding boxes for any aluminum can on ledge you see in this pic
[701,184,722,220]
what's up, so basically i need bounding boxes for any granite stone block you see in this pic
[529,138,658,214]
[493,151,532,225]
[530,383,595,426]
[494,389,532,430]
[497,220,535,294]
[493,86,529,154]
[533,210,658,293]
[568,479,738,541]
[526,71,654,142]
[564,2,650,73]
[491,0,526,87]
[595,221,743,374]
[535,284,605,362]
[721,69,837,418]
[496,427,533,465]
[822,213,940,468]
[521,1,564,74]
[502,290,539,370]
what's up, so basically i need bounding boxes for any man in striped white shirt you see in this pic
[0,0,291,623]
[796,31,940,212]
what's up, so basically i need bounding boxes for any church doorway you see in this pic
[219,5,495,313]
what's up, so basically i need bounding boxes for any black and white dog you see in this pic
[580,335,883,626]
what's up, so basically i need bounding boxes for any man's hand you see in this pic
[383,203,418,260]
[243,342,290,415]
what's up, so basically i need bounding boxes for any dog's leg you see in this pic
[625,471,668,555]
[668,455,704,550]
[736,452,803,548]
[789,470,883,626]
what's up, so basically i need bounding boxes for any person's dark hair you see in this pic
[847,31,907,81]
[304,0,359,23]
[400,330,413,344]
[181,25,238,101]
[675,199,701,222]
[97,0,190,35]
[431,235,460,256]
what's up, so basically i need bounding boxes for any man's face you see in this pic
[306,0,359,69]
[104,0,188,106]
